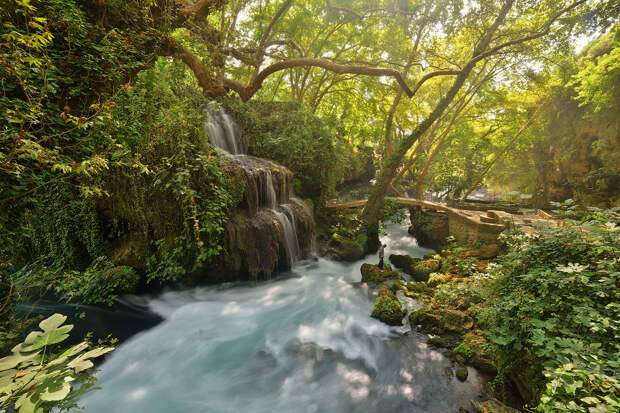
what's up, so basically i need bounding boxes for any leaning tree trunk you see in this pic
[361,0,516,226]
[361,65,473,225]
[460,103,544,201]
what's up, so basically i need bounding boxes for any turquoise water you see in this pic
[80,220,489,412]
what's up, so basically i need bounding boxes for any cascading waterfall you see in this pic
[204,103,312,274]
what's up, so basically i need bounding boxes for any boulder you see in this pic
[427,272,452,287]
[470,399,519,413]
[406,281,433,296]
[329,233,366,261]
[466,243,501,260]
[410,307,473,335]
[389,254,419,270]
[455,366,468,382]
[410,258,441,282]
[458,331,497,374]
[371,286,405,326]
[360,263,402,284]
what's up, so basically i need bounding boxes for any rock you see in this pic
[460,331,497,374]
[329,233,366,261]
[360,263,402,284]
[456,366,468,382]
[371,286,405,326]
[406,281,433,295]
[441,308,474,332]
[536,209,553,219]
[410,307,474,335]
[427,336,457,349]
[389,254,419,270]
[470,399,520,413]
[466,243,501,260]
[410,258,441,282]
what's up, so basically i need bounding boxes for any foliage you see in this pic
[223,99,357,203]
[146,141,243,283]
[466,217,620,411]
[54,258,140,306]
[0,313,113,413]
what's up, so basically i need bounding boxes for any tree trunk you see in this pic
[460,103,544,201]
[361,0,516,224]
[361,65,473,224]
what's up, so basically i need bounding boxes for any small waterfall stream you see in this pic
[204,103,312,273]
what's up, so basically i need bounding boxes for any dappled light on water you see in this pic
[81,219,489,412]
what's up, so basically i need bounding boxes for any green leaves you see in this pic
[0,313,114,413]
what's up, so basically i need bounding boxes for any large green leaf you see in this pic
[39,380,71,402]
[21,325,73,352]
[0,351,40,372]
[67,347,113,373]
[38,314,67,332]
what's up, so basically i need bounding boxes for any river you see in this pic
[78,218,490,412]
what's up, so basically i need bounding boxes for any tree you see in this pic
[360,0,587,226]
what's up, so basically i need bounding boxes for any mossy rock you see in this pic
[389,254,419,271]
[330,233,366,261]
[455,366,468,382]
[456,331,497,374]
[360,263,402,284]
[410,307,473,335]
[410,258,441,282]
[406,281,433,296]
[371,286,405,326]
[470,399,519,413]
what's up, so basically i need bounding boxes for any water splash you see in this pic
[80,219,490,412]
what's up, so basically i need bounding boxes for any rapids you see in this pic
[80,219,490,412]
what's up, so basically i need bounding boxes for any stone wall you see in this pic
[409,206,506,249]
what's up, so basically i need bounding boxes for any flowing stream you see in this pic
[79,219,490,412]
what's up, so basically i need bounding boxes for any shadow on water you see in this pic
[17,294,163,345]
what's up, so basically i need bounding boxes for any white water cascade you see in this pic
[80,218,491,413]
[203,103,311,271]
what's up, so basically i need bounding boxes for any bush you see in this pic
[470,220,620,411]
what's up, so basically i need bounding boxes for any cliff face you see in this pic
[226,198,314,278]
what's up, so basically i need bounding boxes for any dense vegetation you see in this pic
[412,208,620,411]
[0,0,618,411]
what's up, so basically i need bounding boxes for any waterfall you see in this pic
[204,103,313,275]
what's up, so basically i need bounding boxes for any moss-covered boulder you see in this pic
[371,286,405,326]
[388,254,442,282]
[455,366,468,382]
[329,233,367,261]
[470,399,519,413]
[389,254,419,271]
[406,281,434,296]
[360,263,402,284]
[455,331,497,374]
[427,272,452,287]
[408,258,438,282]
[410,306,474,335]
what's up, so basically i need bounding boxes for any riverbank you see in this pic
[364,208,620,412]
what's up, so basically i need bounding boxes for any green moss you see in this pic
[360,263,402,284]
[371,286,405,326]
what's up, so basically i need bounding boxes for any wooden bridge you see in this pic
[326,197,454,213]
